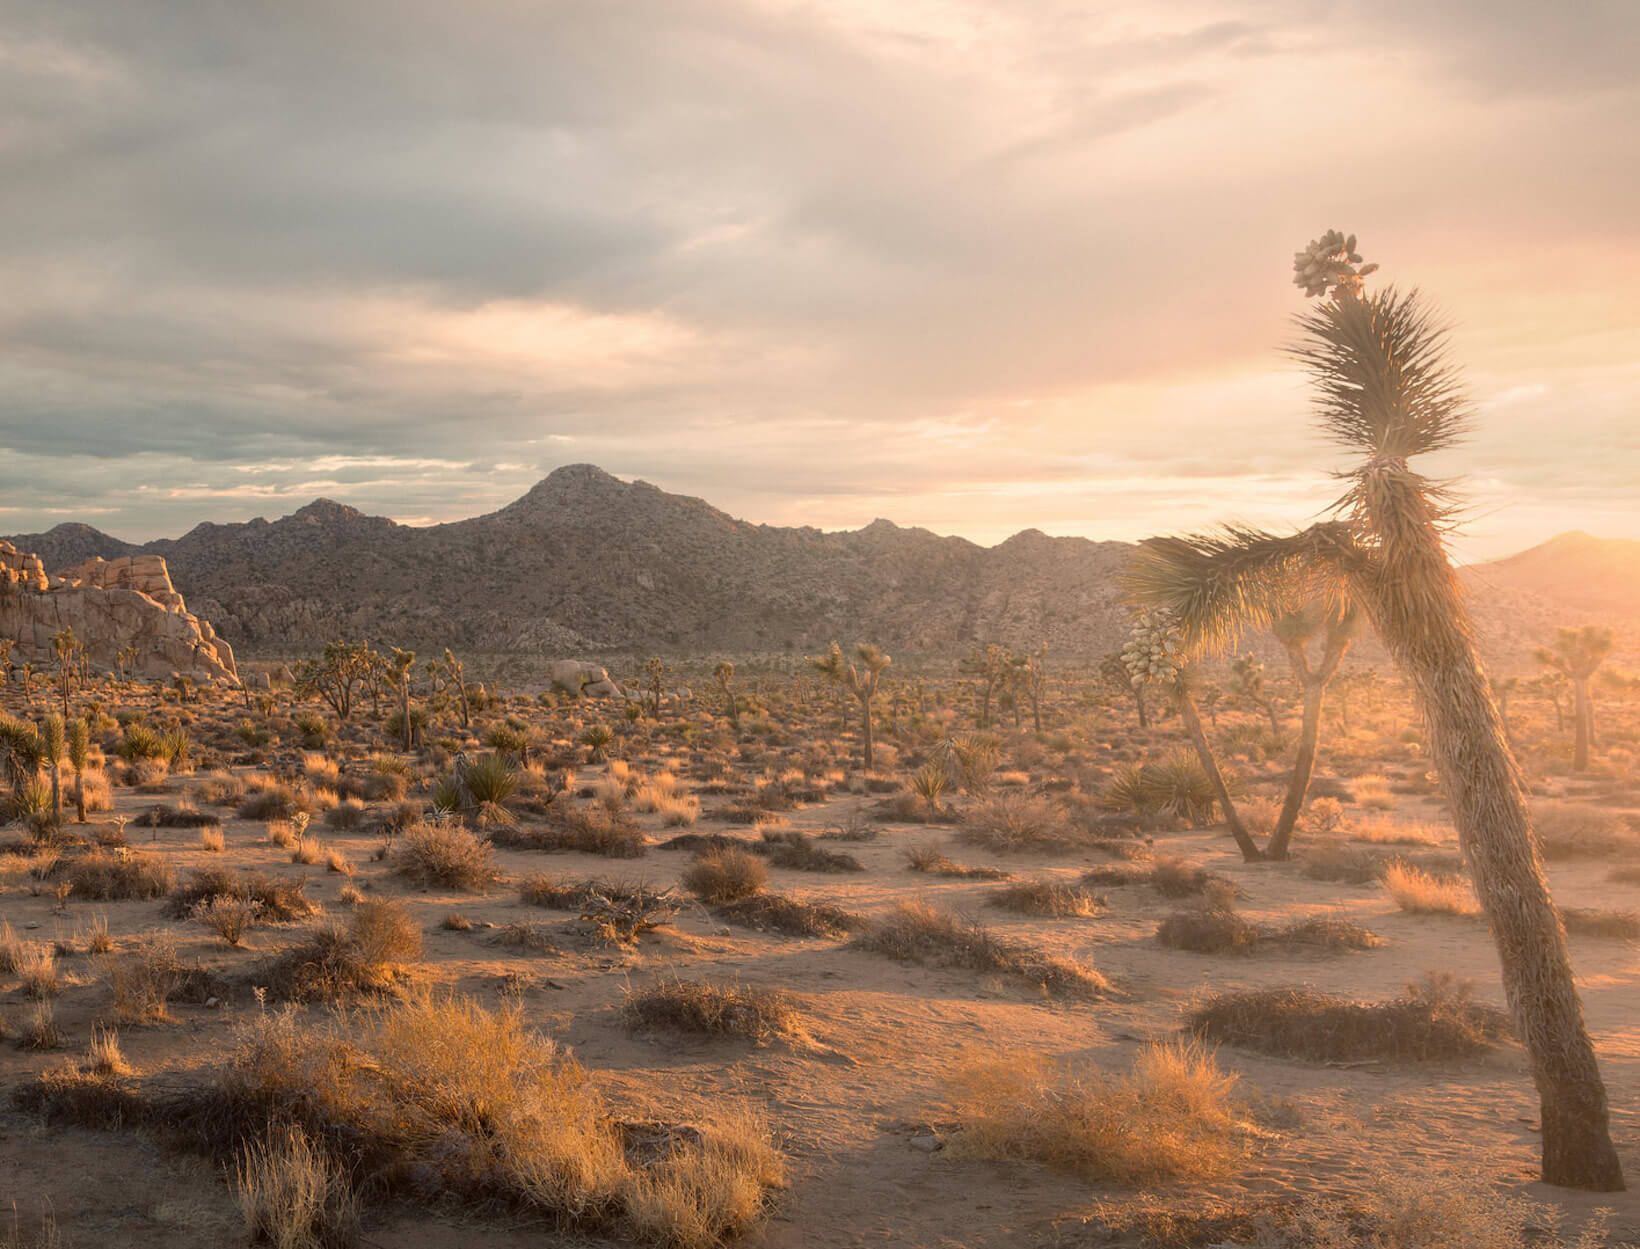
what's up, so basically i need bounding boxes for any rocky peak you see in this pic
[291,498,369,525]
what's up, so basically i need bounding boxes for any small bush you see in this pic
[624,977,806,1046]
[959,794,1084,853]
[681,847,768,904]
[1382,862,1478,916]
[759,831,862,873]
[193,896,262,947]
[945,1041,1251,1185]
[855,901,1108,998]
[491,800,647,858]
[1157,906,1262,954]
[1560,907,1640,940]
[714,893,863,938]
[166,868,316,922]
[1189,975,1508,1062]
[66,849,175,900]
[262,899,422,1002]
[235,1124,361,1249]
[1533,802,1639,860]
[391,822,499,890]
[904,844,1011,879]
[987,880,1104,918]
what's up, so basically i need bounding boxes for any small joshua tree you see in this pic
[41,714,65,828]
[51,628,80,717]
[1535,626,1614,772]
[809,642,890,771]
[714,661,739,728]
[388,648,417,750]
[1121,609,1259,861]
[959,643,1012,728]
[66,718,90,823]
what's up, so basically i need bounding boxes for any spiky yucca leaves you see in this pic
[1293,248,1621,1191]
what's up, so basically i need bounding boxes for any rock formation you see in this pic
[0,544,238,685]
[548,659,626,698]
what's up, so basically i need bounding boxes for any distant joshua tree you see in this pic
[1534,626,1614,771]
[1099,650,1148,728]
[66,718,90,823]
[1120,609,1259,861]
[1228,653,1283,735]
[809,642,890,771]
[714,661,739,728]
[51,627,80,717]
[388,648,417,750]
[959,643,1011,728]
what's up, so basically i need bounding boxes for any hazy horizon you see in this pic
[2,1,1636,559]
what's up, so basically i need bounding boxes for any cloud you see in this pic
[0,0,1635,556]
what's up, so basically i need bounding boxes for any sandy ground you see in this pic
[4,769,1640,1248]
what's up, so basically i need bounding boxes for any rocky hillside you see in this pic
[1465,532,1640,621]
[6,466,1136,656]
[7,466,1627,663]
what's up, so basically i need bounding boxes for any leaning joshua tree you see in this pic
[1534,625,1614,772]
[808,642,890,771]
[1127,230,1622,1190]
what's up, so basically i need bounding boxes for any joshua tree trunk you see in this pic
[1134,687,1149,729]
[1339,470,1623,1190]
[1571,679,1591,771]
[1268,629,1351,861]
[73,766,85,823]
[1176,690,1261,862]
[858,694,874,771]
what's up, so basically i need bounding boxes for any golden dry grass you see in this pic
[1382,862,1479,917]
[945,1040,1252,1185]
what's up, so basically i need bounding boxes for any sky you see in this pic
[1,0,1636,560]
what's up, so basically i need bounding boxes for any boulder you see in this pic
[549,659,619,698]
[0,543,238,685]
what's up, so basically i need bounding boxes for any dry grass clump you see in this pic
[1083,855,1223,898]
[1157,905,1263,954]
[391,821,500,890]
[1382,862,1478,916]
[19,1003,63,1051]
[1189,974,1508,1062]
[106,937,215,1024]
[713,893,863,938]
[157,993,782,1246]
[1532,802,1639,860]
[759,831,863,873]
[904,844,1010,879]
[958,794,1084,853]
[491,800,647,858]
[234,1123,361,1249]
[200,826,226,853]
[135,801,220,829]
[1350,818,1442,846]
[193,895,262,947]
[681,847,768,904]
[65,848,175,900]
[623,977,807,1046]
[262,899,422,1002]
[86,1025,132,1077]
[944,1041,1252,1185]
[1559,907,1640,940]
[987,879,1105,918]
[166,867,316,922]
[16,943,60,999]
[855,901,1109,998]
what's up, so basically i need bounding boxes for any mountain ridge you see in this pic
[4,466,1630,662]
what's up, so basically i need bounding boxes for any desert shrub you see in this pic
[855,901,1108,998]
[491,799,647,858]
[1382,862,1477,916]
[66,848,174,900]
[988,879,1104,918]
[1270,913,1385,951]
[15,943,60,999]
[325,799,365,831]
[1189,975,1508,1062]
[1559,907,1640,939]
[623,977,806,1046]
[391,821,499,890]
[714,893,863,938]
[235,1124,361,1249]
[904,844,1010,879]
[239,782,304,822]
[1350,818,1443,846]
[118,724,165,762]
[105,938,204,1024]
[959,794,1084,853]
[135,802,219,829]
[681,847,768,904]
[194,771,248,806]
[945,1041,1250,1185]
[262,899,422,1002]
[166,868,316,922]
[193,896,262,947]
[1532,802,1638,859]
[1157,905,1262,954]
[759,831,862,872]
[200,826,225,853]
[1349,774,1397,811]
[148,994,782,1246]
[1150,855,1220,898]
